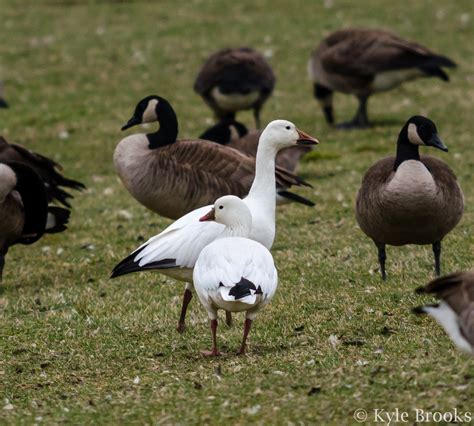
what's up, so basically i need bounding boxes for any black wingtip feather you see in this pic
[45,206,70,233]
[412,306,427,315]
[415,286,426,294]
[110,245,177,279]
[278,190,315,207]
[228,277,257,300]
[412,303,439,315]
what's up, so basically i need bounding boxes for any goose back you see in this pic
[356,155,463,245]
[194,47,275,116]
[310,28,455,96]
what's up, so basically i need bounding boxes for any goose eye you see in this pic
[285,126,291,130]
[219,206,223,210]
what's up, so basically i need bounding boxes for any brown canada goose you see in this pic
[309,28,456,128]
[413,271,474,355]
[355,116,464,280]
[199,120,312,174]
[0,161,71,281]
[114,96,315,220]
[194,47,275,128]
[0,136,85,207]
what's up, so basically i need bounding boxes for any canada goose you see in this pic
[309,28,456,128]
[111,120,319,333]
[355,116,464,280]
[0,136,85,207]
[413,271,474,355]
[0,161,71,280]
[194,196,278,356]
[0,81,7,108]
[199,120,312,173]
[194,47,275,128]
[115,96,315,220]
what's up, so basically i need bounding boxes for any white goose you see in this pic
[194,195,278,356]
[111,120,318,332]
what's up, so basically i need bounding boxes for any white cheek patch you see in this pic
[142,99,158,123]
[408,123,424,146]
[229,125,240,142]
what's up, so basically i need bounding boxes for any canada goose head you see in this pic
[121,95,179,149]
[403,116,448,152]
[260,120,319,150]
[121,95,174,131]
[313,83,334,125]
[199,195,252,233]
[199,120,248,145]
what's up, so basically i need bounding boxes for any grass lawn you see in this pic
[1,0,473,423]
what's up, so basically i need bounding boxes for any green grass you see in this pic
[1,0,473,423]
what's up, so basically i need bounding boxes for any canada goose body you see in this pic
[199,120,312,174]
[115,96,314,219]
[309,28,456,128]
[413,271,474,355]
[356,116,463,279]
[0,136,85,207]
[194,48,275,127]
[0,162,70,280]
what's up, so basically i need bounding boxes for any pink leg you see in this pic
[237,318,253,355]
[176,288,193,333]
[201,319,222,357]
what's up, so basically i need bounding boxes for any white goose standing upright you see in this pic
[194,196,278,356]
[111,120,318,332]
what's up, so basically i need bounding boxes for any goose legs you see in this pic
[432,241,442,276]
[225,311,233,327]
[237,318,253,355]
[0,252,4,282]
[375,242,387,281]
[253,106,261,129]
[337,96,370,129]
[177,285,193,333]
[201,319,222,357]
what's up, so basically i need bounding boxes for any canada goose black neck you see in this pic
[199,120,248,145]
[394,122,420,170]
[147,98,179,150]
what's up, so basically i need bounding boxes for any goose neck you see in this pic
[394,128,420,170]
[222,223,251,238]
[247,142,278,200]
[146,105,179,149]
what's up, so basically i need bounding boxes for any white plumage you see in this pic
[194,237,278,315]
[111,120,318,333]
[193,195,278,356]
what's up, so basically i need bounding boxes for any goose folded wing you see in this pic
[460,305,474,347]
[112,206,226,277]
[194,48,275,95]
[321,30,451,77]
[5,161,49,245]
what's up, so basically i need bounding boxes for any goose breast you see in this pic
[356,156,463,245]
